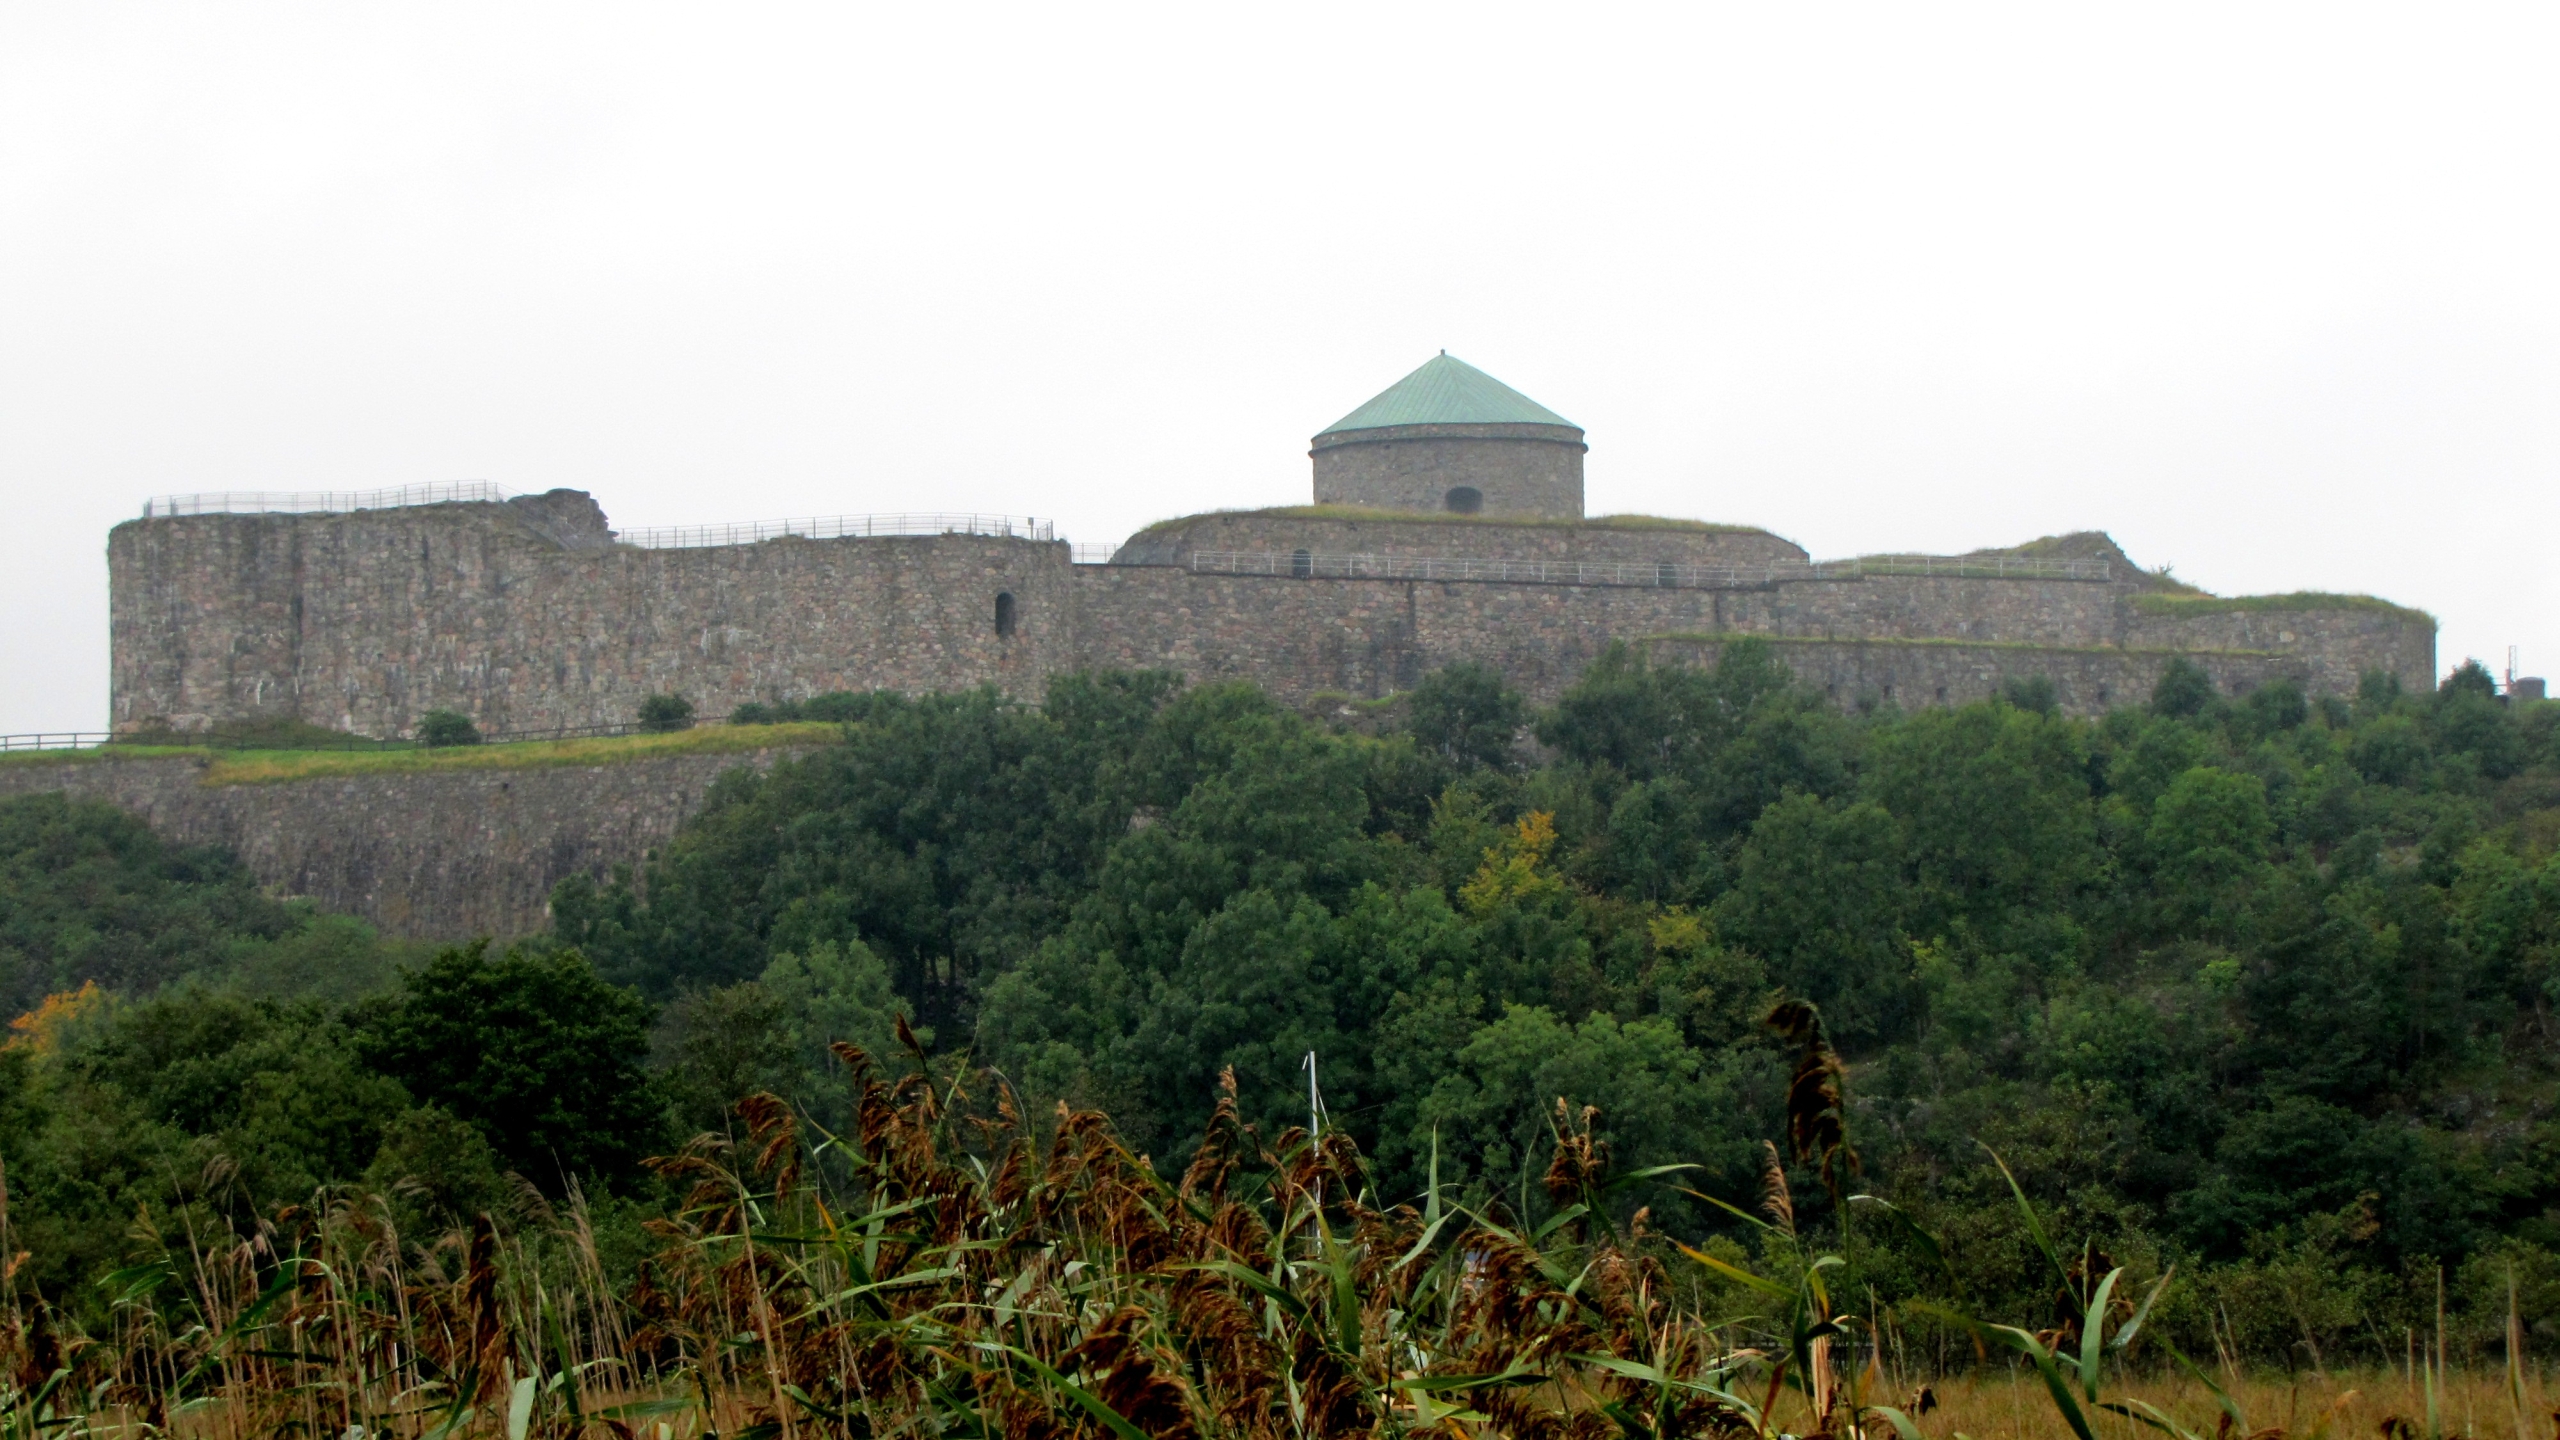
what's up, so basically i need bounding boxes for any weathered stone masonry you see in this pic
[49,350,2445,942]
[39,346,2445,950]
[0,743,828,939]
[112,499,1074,736]
[108,491,2436,736]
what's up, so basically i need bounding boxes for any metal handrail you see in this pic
[616,513,1056,549]
[0,732,115,752]
[136,491,1060,556]
[142,481,515,517]
[1070,543,1121,565]
[1187,551,2112,586]
[1849,553,2115,579]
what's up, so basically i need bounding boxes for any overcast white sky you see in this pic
[3,4,2554,732]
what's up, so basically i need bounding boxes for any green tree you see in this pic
[557,674,1183,1031]
[2433,661,2526,779]
[1713,795,1908,1043]
[653,981,798,1135]
[1397,1004,1745,1214]
[1407,661,1525,771]
[1537,640,1792,786]
[2146,766,2275,929]
[1863,701,2099,942]
[354,942,661,1187]
[2152,656,2217,718]
[759,938,917,1095]
[2000,673,2060,714]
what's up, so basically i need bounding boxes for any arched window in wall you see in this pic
[994,591,1017,638]
[1444,486,1483,515]
[1290,548,1313,579]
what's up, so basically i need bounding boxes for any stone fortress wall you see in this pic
[0,740,829,938]
[42,352,2443,946]
[108,490,2437,737]
[101,352,2438,738]
[111,496,1074,737]
[1311,423,1587,520]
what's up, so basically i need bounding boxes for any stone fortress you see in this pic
[109,353,2437,738]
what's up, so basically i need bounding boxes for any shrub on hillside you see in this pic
[637,693,696,732]
[414,709,480,747]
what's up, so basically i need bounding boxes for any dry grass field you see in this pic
[1826,1367,2552,1440]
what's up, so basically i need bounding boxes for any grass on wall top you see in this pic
[2132,591,2438,626]
[1636,631,2281,657]
[1127,505,1788,538]
[0,722,845,785]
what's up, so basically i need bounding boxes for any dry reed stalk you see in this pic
[11,1051,2545,1440]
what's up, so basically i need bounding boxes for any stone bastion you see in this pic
[105,488,2435,739]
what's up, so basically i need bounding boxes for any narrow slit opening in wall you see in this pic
[994,591,1016,638]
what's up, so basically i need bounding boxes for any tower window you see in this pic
[1444,486,1483,515]
[1291,548,1313,578]
[994,592,1016,638]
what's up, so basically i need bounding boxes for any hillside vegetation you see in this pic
[2,645,2558,1434]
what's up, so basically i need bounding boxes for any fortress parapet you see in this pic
[105,356,2438,737]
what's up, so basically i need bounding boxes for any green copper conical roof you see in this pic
[1319,353,1577,436]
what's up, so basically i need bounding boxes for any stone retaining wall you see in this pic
[0,745,823,939]
[1065,568,2337,711]
[2124,601,2438,697]
[1639,636,2302,713]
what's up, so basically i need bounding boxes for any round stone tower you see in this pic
[1311,353,1586,520]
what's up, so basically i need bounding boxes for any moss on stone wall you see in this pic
[2132,591,2436,625]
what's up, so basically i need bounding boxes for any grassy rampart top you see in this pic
[2132,591,2438,626]
[1125,505,1786,540]
[0,722,844,786]
[1638,631,2278,657]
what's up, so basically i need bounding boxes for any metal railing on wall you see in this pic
[616,513,1056,549]
[1187,551,2112,587]
[1070,543,1121,565]
[142,481,515,517]
[1848,554,2113,580]
[0,732,115,752]
[136,492,1062,555]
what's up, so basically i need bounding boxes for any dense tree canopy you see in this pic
[4,646,2559,1360]
[351,939,662,1185]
